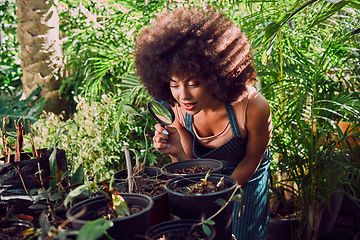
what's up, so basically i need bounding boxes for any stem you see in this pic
[37,162,54,218]
[191,184,242,231]
[104,231,115,240]
[142,114,149,175]
[124,145,133,193]
[13,166,34,201]
[206,184,241,222]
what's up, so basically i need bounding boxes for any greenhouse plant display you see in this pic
[0,1,359,240]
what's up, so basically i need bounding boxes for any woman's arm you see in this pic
[169,118,195,162]
[231,92,272,186]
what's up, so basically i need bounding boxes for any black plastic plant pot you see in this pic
[0,148,67,196]
[149,190,171,227]
[161,159,223,179]
[66,193,153,240]
[145,219,216,240]
[0,219,34,239]
[113,166,171,226]
[165,173,237,240]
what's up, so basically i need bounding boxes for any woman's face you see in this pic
[169,73,215,115]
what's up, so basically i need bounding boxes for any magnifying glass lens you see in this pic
[148,99,175,126]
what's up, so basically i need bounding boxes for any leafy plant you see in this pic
[0,86,45,132]
[27,93,170,182]
[253,1,360,239]
[0,0,22,94]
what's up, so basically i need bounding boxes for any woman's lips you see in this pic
[182,102,196,111]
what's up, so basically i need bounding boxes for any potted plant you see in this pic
[0,219,34,239]
[164,172,241,240]
[113,164,171,226]
[0,117,71,225]
[66,186,154,240]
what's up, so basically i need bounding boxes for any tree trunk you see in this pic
[16,0,67,115]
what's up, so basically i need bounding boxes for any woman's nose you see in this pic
[179,87,190,100]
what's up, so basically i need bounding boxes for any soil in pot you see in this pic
[165,173,238,240]
[0,220,34,240]
[114,166,163,182]
[145,219,215,240]
[268,190,300,240]
[172,176,227,194]
[161,159,223,179]
[91,202,144,220]
[114,166,167,198]
[170,165,211,175]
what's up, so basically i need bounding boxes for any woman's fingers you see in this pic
[153,124,169,149]
[153,135,168,144]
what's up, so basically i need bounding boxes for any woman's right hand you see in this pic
[153,123,183,157]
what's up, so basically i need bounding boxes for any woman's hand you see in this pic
[153,124,186,159]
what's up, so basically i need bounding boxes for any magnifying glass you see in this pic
[148,99,175,126]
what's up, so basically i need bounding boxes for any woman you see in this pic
[134,6,272,240]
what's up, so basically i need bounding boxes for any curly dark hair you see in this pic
[134,6,256,105]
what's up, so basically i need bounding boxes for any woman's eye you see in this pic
[170,85,179,89]
[189,81,199,87]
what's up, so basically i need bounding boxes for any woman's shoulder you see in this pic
[231,86,271,129]
[232,86,269,111]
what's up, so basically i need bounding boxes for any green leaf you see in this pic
[29,189,39,195]
[49,192,63,201]
[203,219,215,225]
[232,193,244,203]
[349,1,360,9]
[202,224,212,236]
[77,218,114,240]
[262,22,281,45]
[28,204,47,210]
[64,184,90,208]
[70,164,84,185]
[214,198,226,206]
[113,194,129,217]
[122,104,142,117]
[262,0,318,45]
[49,148,57,189]
[310,1,349,28]
[38,189,50,199]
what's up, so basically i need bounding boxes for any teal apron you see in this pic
[185,102,271,240]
